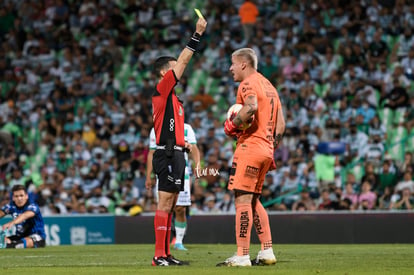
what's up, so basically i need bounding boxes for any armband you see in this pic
[186,32,201,52]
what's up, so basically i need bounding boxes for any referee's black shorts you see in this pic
[153,149,185,193]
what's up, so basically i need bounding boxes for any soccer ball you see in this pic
[226,103,254,130]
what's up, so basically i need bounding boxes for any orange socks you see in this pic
[254,200,272,250]
[236,203,252,256]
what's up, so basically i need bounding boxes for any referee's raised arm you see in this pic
[173,17,207,80]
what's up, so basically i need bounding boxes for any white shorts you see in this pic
[176,177,191,206]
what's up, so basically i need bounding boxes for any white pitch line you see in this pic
[0,254,101,259]
[4,262,139,267]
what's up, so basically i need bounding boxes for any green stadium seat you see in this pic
[188,69,208,94]
[121,46,132,63]
[30,145,48,173]
[333,38,340,52]
[406,128,414,152]
[388,143,405,163]
[380,107,394,132]
[115,62,133,92]
[123,14,135,30]
[387,126,408,162]
[314,83,328,98]
[336,54,343,67]
[333,100,340,110]
[386,35,398,51]
[205,76,220,96]
[72,28,83,42]
[350,163,364,183]
[389,125,408,144]
[115,0,126,9]
[374,89,381,106]
[107,200,116,214]
[393,108,406,125]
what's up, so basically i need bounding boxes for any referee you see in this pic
[146,17,207,266]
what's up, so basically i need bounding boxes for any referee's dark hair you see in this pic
[153,56,177,77]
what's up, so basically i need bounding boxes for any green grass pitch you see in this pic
[1,244,414,274]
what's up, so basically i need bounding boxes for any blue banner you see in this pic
[1,215,114,246]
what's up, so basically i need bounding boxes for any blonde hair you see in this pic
[232,48,258,70]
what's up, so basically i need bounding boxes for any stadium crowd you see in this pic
[0,0,414,216]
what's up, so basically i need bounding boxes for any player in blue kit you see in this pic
[0,185,46,248]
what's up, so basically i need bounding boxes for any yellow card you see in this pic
[194,8,204,19]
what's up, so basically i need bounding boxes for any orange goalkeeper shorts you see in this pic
[228,146,273,194]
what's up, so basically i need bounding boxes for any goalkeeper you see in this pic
[219,48,285,266]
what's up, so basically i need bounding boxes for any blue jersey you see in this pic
[1,200,46,239]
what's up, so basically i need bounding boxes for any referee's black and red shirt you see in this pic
[152,70,185,147]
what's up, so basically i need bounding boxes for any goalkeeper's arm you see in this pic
[274,99,286,149]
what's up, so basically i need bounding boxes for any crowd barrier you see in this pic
[1,215,115,246]
[2,212,414,245]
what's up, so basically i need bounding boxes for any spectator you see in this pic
[378,186,393,210]
[55,146,72,174]
[291,188,316,211]
[116,172,140,214]
[396,152,414,176]
[394,171,414,194]
[280,164,302,208]
[357,181,377,210]
[400,47,414,79]
[7,168,26,191]
[378,160,398,194]
[85,187,112,214]
[282,55,304,80]
[238,0,259,43]
[367,29,389,64]
[356,99,376,124]
[381,78,410,110]
[260,54,278,80]
[342,121,369,159]
[367,115,386,140]
[216,192,235,213]
[202,194,220,213]
[341,182,358,210]
[391,187,413,210]
[360,162,379,190]
[396,28,414,58]
[317,189,335,211]
[363,135,385,169]
[191,86,216,111]
[383,63,411,92]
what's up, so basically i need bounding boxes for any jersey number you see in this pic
[270,98,274,121]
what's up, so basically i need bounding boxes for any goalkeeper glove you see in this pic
[224,119,241,137]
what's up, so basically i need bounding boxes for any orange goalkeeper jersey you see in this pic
[236,72,280,158]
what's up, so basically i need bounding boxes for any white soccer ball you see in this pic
[226,103,254,130]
